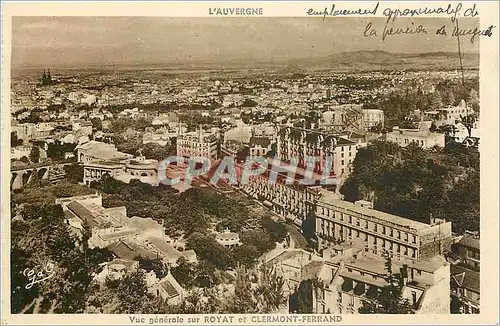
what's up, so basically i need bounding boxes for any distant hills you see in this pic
[13,51,479,73]
[287,50,479,72]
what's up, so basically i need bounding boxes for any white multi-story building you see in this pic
[424,102,474,127]
[76,140,132,163]
[318,251,449,314]
[83,157,159,186]
[177,127,218,159]
[314,199,453,262]
[266,237,451,314]
[362,109,385,130]
[386,127,445,149]
[276,126,360,183]
[55,194,197,266]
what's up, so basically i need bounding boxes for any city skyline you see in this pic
[12,17,479,69]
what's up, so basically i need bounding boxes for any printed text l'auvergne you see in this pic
[209,7,263,16]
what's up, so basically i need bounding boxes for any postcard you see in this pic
[1,1,498,325]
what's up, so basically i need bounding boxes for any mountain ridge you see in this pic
[13,50,479,72]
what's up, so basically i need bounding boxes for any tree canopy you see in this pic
[340,140,479,233]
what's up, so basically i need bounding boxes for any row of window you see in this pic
[318,213,418,244]
[321,228,418,258]
[340,152,353,158]
[178,143,213,148]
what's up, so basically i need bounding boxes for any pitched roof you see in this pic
[146,236,182,260]
[108,240,158,261]
[451,265,480,293]
[66,201,97,227]
[99,228,140,242]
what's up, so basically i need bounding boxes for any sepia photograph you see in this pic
[1,2,498,324]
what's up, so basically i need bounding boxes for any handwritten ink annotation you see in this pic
[23,261,56,289]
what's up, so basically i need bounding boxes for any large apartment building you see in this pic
[267,247,450,314]
[362,109,385,130]
[55,194,197,266]
[423,102,475,127]
[386,127,445,149]
[83,157,159,186]
[314,199,453,262]
[176,127,218,159]
[276,126,362,184]
[238,168,323,227]
[76,140,133,163]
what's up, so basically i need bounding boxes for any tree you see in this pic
[11,203,92,313]
[63,163,84,184]
[136,256,167,279]
[241,99,257,107]
[290,279,314,313]
[91,118,103,131]
[225,267,259,313]
[29,146,40,164]
[186,232,234,270]
[232,244,260,268]
[194,260,219,288]
[86,270,162,314]
[171,257,197,288]
[254,264,287,313]
[261,217,288,243]
[369,123,383,134]
[142,142,176,161]
[451,296,462,314]
[47,140,76,160]
[359,255,414,314]
[113,134,143,155]
[240,230,275,255]
[467,89,479,111]
[429,90,443,110]
[460,114,476,137]
[340,140,479,233]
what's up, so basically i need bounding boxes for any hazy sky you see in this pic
[12,17,479,68]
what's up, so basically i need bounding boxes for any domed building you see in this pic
[215,228,241,249]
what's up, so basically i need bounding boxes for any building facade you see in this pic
[314,199,453,263]
[362,109,385,130]
[454,234,480,271]
[423,103,475,127]
[386,127,445,149]
[177,127,218,159]
[238,171,322,227]
[266,247,451,315]
[83,157,159,186]
[276,126,359,183]
[312,252,450,314]
[450,265,480,314]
